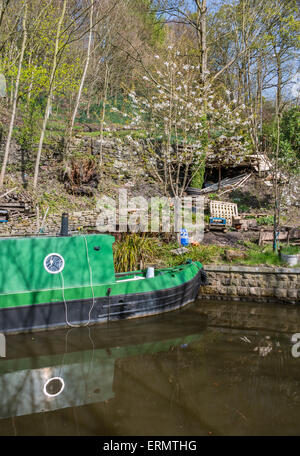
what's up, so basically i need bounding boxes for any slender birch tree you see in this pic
[0,0,27,188]
[32,0,67,190]
[65,0,94,156]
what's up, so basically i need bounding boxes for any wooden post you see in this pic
[218,165,221,191]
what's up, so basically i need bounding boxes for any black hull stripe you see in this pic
[0,270,203,334]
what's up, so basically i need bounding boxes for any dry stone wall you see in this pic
[0,210,104,237]
[200,265,300,304]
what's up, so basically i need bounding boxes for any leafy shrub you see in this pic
[208,193,219,200]
[256,215,274,226]
[238,204,250,213]
[190,154,206,189]
[16,100,41,152]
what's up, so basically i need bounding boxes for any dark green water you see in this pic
[0,299,300,436]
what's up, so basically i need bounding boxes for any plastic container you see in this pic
[146,267,155,278]
[280,253,300,266]
[180,229,189,247]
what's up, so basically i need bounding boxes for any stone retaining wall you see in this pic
[0,135,161,237]
[0,210,105,237]
[200,265,300,304]
[71,136,143,183]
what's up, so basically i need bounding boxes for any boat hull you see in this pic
[0,267,204,334]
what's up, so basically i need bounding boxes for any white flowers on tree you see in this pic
[109,46,252,196]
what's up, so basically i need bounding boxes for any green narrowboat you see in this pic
[0,233,207,334]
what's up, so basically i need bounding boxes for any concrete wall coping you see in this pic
[204,264,300,274]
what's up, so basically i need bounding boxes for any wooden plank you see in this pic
[194,173,250,194]
[258,231,294,246]
[0,203,27,211]
[242,212,269,218]
[0,187,17,199]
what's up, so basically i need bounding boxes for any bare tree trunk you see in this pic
[33,0,67,190]
[199,0,207,82]
[0,0,11,30]
[99,61,109,168]
[86,98,91,119]
[237,68,242,104]
[65,0,94,156]
[9,79,13,107]
[26,54,33,106]
[0,0,27,188]
[255,53,263,175]
[257,53,263,138]
[194,0,207,84]
[191,0,208,192]
[273,51,282,253]
[241,0,248,106]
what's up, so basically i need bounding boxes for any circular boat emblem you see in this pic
[43,377,65,397]
[44,253,65,274]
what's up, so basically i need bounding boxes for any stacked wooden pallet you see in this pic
[210,200,238,226]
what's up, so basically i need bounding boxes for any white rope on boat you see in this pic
[60,235,96,328]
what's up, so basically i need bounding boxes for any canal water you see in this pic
[0,299,299,436]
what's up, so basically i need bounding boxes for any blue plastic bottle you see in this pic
[180,229,189,247]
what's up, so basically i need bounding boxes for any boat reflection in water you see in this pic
[0,308,207,420]
[1,301,300,436]
[0,348,116,419]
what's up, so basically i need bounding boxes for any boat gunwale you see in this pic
[0,263,203,311]
[0,261,202,299]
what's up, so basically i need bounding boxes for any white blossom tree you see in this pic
[114,46,251,196]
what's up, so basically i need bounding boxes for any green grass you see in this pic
[75,129,148,140]
[280,245,300,255]
[229,242,291,266]
[78,96,134,125]
[46,119,66,132]
[156,242,224,267]
[241,246,282,266]
[38,191,77,214]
